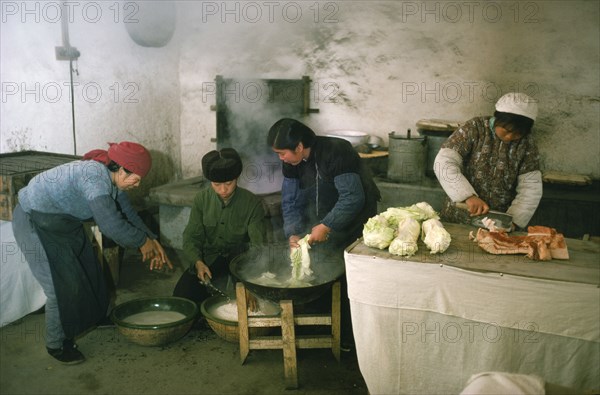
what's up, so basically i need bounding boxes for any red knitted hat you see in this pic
[107,141,152,177]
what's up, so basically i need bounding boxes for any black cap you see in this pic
[202,148,243,182]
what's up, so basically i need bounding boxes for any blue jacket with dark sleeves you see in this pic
[280,136,380,245]
[17,160,155,248]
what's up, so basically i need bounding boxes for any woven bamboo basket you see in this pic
[201,296,277,343]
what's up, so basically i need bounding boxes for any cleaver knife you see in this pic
[455,202,513,231]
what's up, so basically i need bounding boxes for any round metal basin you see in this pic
[229,244,345,305]
[112,297,198,346]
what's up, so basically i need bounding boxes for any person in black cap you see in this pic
[172,148,267,308]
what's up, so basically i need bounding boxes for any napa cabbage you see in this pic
[362,215,395,249]
[290,234,313,280]
[388,217,421,256]
[421,218,452,254]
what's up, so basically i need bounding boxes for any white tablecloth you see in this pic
[345,246,600,394]
[0,220,46,327]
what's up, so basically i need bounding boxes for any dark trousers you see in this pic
[172,257,230,308]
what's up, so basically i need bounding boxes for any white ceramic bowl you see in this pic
[323,130,369,146]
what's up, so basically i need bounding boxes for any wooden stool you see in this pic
[236,281,341,389]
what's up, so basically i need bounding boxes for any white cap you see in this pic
[495,92,538,121]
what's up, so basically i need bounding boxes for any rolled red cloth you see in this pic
[83,141,152,177]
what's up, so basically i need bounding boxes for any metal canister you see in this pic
[415,119,460,178]
[421,133,449,178]
[387,130,427,183]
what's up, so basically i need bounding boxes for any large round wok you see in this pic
[229,243,345,305]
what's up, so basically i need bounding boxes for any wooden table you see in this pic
[349,223,600,285]
[345,223,600,394]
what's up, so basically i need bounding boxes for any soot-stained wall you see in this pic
[178,1,599,180]
[2,1,599,187]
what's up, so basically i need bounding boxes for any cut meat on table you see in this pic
[469,226,569,261]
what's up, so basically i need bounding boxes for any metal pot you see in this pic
[387,131,427,183]
[229,244,345,305]
[323,130,370,146]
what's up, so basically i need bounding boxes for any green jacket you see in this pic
[182,185,267,270]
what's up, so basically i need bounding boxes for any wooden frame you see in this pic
[235,281,341,389]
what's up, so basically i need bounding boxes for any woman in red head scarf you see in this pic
[11,141,172,365]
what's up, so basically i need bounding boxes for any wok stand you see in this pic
[235,281,341,389]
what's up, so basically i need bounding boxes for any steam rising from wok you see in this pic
[230,242,345,292]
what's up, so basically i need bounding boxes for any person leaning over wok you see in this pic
[268,118,381,249]
[11,141,172,365]
[433,92,543,231]
[172,148,267,312]
[267,118,381,349]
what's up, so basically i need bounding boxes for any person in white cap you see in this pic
[433,92,543,230]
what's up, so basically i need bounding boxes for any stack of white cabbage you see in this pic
[362,202,452,256]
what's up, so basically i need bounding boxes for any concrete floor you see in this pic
[0,248,367,395]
